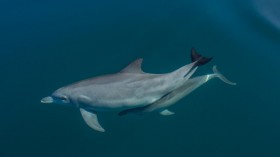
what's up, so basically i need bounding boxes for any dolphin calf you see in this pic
[41,48,227,132]
[118,65,236,116]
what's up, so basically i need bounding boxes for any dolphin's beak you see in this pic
[41,96,54,103]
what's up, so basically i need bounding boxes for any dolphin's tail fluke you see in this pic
[212,65,237,85]
[191,48,213,66]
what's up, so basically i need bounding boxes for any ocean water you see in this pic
[1,0,280,156]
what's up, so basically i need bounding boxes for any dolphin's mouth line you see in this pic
[41,96,54,103]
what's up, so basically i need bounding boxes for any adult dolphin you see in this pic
[41,49,211,132]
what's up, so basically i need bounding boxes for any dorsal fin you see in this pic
[120,58,144,73]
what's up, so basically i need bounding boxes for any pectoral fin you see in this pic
[160,109,175,116]
[80,108,105,132]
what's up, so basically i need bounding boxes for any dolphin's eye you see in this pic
[58,96,69,103]
[60,97,67,101]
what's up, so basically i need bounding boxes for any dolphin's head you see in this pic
[41,87,71,105]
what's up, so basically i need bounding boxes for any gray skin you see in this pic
[41,59,198,132]
[119,65,236,116]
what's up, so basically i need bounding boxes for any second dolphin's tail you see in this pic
[212,65,237,85]
[191,48,213,66]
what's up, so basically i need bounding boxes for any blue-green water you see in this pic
[1,0,280,156]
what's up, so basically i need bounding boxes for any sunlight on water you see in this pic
[253,0,280,30]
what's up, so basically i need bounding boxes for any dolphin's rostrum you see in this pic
[41,48,236,132]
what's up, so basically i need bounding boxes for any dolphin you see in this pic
[41,48,212,132]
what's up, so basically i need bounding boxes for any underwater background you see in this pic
[1,0,280,156]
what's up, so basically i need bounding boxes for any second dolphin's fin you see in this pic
[80,108,105,132]
[160,109,175,116]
